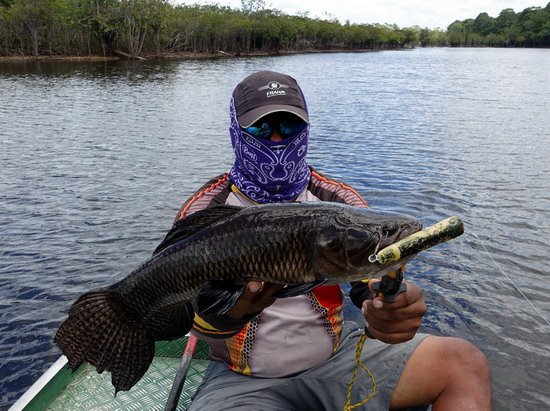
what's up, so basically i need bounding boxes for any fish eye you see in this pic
[383,223,398,237]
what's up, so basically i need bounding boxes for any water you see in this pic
[1,48,549,409]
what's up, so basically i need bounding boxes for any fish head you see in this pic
[314,209,422,283]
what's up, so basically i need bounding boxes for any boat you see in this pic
[9,336,209,411]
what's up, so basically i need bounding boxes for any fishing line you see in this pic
[467,229,550,327]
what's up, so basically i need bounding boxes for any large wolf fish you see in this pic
[54,202,422,393]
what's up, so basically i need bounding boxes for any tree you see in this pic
[496,8,517,31]
[6,0,548,57]
[8,0,64,55]
[473,12,495,36]
[402,26,420,46]
[240,0,264,14]
[447,20,465,46]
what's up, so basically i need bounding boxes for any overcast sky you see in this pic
[186,0,549,29]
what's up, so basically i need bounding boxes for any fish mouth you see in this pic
[342,220,422,276]
[378,221,422,249]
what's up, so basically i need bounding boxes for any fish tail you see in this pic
[54,289,177,393]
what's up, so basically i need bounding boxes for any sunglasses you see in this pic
[243,118,307,140]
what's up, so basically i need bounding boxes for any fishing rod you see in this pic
[370,216,549,326]
[164,334,198,411]
[345,216,466,410]
[368,216,465,303]
[346,215,549,410]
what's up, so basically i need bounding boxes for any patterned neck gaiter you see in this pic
[229,97,311,203]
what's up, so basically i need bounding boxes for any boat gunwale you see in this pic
[8,355,77,411]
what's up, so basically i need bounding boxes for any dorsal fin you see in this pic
[153,205,243,255]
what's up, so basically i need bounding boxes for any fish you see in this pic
[54,202,422,393]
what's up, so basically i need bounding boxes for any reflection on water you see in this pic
[1,48,549,409]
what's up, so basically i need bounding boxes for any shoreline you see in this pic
[2,46,547,63]
[0,49,387,63]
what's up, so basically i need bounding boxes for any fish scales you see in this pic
[55,202,422,393]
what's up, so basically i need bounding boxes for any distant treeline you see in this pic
[0,0,548,58]
[448,3,550,47]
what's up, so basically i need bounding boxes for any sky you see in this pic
[185,0,549,29]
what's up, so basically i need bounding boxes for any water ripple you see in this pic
[1,48,549,408]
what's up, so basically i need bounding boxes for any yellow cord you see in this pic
[343,333,377,411]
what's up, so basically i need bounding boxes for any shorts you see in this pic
[187,321,430,411]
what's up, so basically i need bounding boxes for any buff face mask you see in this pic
[229,97,310,203]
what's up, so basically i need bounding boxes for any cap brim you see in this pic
[238,105,309,128]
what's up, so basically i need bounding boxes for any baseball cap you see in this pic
[233,71,309,128]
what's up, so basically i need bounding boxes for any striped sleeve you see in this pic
[308,168,368,208]
[192,311,260,340]
[174,173,232,223]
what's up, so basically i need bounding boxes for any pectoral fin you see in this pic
[195,280,245,316]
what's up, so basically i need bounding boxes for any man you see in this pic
[163,71,491,409]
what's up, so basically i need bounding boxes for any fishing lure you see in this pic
[368,216,464,301]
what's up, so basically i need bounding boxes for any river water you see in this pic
[1,48,549,409]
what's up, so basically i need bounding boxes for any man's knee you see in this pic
[437,337,488,375]
[391,336,491,409]
[444,337,491,388]
[428,336,492,408]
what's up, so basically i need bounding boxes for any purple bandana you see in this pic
[229,97,311,203]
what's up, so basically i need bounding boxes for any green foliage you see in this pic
[447,2,550,47]
[1,1,548,57]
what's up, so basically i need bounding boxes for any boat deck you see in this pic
[15,338,209,411]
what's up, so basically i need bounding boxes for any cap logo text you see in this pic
[259,81,289,98]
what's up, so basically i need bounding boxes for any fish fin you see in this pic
[54,290,193,392]
[272,279,328,298]
[154,205,244,255]
[196,280,245,316]
[147,301,194,340]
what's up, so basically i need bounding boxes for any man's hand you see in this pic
[362,280,427,344]
[228,281,284,319]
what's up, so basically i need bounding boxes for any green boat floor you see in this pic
[12,338,210,410]
[46,351,209,410]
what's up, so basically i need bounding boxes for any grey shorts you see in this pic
[187,322,430,411]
